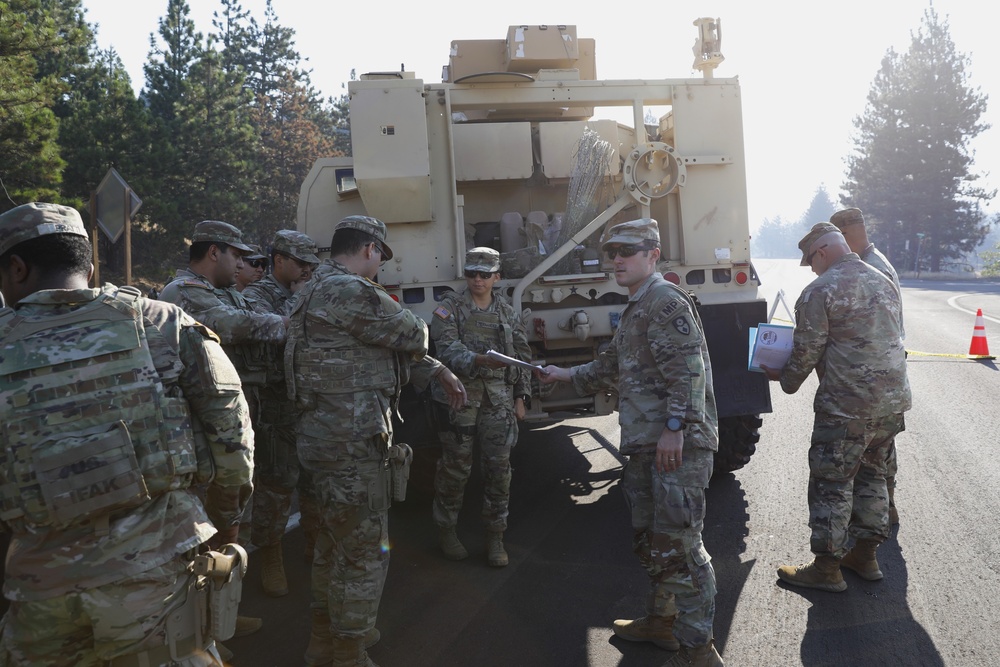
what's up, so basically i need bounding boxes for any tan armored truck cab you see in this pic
[297,20,771,472]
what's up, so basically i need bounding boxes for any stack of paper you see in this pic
[747,323,794,372]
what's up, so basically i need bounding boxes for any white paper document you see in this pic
[486,350,544,372]
[747,323,794,373]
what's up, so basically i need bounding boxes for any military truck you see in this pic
[297,19,771,472]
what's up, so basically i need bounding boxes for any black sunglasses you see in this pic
[806,244,828,266]
[464,270,496,280]
[248,259,267,269]
[606,243,657,259]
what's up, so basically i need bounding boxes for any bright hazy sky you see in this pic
[80,0,999,231]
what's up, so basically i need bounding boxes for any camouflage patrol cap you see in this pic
[245,245,267,260]
[272,230,320,264]
[0,202,89,257]
[334,215,394,260]
[830,207,865,229]
[798,222,842,266]
[191,220,252,252]
[465,247,501,273]
[601,218,660,250]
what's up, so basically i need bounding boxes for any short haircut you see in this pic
[0,234,92,277]
[329,228,375,257]
[190,240,233,262]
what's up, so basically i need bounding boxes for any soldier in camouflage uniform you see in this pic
[430,247,531,567]
[159,221,287,393]
[0,202,254,666]
[539,219,724,667]
[242,230,322,598]
[831,208,904,525]
[286,216,467,667]
[762,222,910,592]
[159,220,285,647]
[235,245,267,292]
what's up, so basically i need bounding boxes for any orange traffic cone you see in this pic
[968,309,995,360]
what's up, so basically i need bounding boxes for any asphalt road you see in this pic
[221,262,1000,666]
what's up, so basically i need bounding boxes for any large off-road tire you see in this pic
[713,414,763,474]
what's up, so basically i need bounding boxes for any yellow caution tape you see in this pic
[906,350,996,360]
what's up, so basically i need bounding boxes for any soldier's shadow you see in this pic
[777,528,944,666]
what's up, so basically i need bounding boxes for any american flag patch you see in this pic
[433,305,451,319]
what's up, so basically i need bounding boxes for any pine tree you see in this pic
[213,0,338,246]
[842,7,994,272]
[0,0,70,206]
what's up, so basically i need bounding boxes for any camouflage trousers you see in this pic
[0,558,219,667]
[807,412,905,558]
[251,391,320,548]
[300,436,390,640]
[886,438,898,488]
[621,448,717,647]
[432,400,517,532]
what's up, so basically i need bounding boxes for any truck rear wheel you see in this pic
[713,414,762,474]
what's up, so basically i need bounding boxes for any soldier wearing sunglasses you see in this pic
[539,219,723,666]
[236,245,268,292]
[430,247,532,568]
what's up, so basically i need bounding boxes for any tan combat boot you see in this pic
[612,614,679,651]
[330,636,378,667]
[840,538,883,581]
[218,614,262,659]
[777,555,847,592]
[661,639,725,666]
[233,615,263,637]
[439,527,469,560]
[305,612,380,664]
[486,530,508,567]
[305,610,335,666]
[259,542,289,597]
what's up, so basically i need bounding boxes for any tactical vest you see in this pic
[0,287,199,533]
[285,276,397,401]
[219,288,269,386]
[451,298,515,382]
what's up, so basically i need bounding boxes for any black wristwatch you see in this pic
[665,416,684,432]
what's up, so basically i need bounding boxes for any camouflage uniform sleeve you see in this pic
[572,335,619,395]
[176,320,255,529]
[509,304,532,397]
[429,296,477,377]
[648,297,708,424]
[408,354,446,393]
[779,287,829,395]
[177,283,286,345]
[326,278,429,357]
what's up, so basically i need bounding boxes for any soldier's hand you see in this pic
[759,364,781,381]
[536,365,568,384]
[208,522,241,550]
[514,397,526,420]
[475,354,506,369]
[655,429,684,473]
[437,368,468,410]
